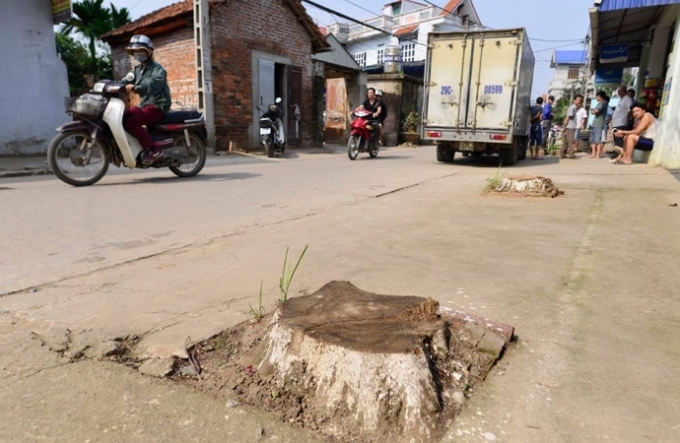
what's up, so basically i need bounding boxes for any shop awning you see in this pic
[589,0,680,70]
[598,0,679,12]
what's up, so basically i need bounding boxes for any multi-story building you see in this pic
[327,0,482,69]
[548,49,592,100]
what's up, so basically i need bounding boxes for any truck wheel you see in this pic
[436,143,445,162]
[499,145,517,166]
[516,137,527,161]
[437,143,456,163]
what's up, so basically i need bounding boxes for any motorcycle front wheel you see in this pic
[264,135,275,158]
[169,133,207,177]
[347,135,360,160]
[47,131,109,187]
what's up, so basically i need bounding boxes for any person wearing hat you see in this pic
[375,90,387,146]
[123,34,172,164]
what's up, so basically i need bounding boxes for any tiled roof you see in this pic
[101,0,192,39]
[394,24,418,36]
[440,0,462,16]
[101,0,329,52]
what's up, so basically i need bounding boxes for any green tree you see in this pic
[60,0,130,73]
[55,33,91,93]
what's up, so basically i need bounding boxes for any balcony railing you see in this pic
[343,6,465,41]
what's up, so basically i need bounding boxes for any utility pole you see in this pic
[194,0,215,149]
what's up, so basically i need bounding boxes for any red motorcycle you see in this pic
[347,107,380,160]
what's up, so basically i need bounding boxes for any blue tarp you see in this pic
[599,0,680,12]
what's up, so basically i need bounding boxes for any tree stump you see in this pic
[257,282,450,441]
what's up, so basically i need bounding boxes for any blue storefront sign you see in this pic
[595,68,624,85]
[600,44,629,63]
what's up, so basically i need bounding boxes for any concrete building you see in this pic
[590,0,680,168]
[102,0,328,151]
[548,50,591,100]
[327,0,482,68]
[0,0,69,155]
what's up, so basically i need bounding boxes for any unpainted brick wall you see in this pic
[210,0,316,149]
[110,27,197,111]
[107,0,318,150]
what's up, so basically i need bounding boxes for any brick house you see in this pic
[102,0,329,150]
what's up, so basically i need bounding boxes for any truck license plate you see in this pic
[459,142,474,151]
[260,128,271,135]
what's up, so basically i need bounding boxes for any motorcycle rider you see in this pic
[123,34,172,164]
[361,88,382,120]
[375,90,387,146]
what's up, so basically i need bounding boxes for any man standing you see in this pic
[589,91,608,158]
[561,95,585,159]
[529,97,544,159]
[611,85,634,154]
[541,95,554,153]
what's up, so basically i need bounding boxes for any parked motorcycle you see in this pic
[48,73,207,187]
[259,97,285,158]
[347,107,379,160]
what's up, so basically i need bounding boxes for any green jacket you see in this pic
[129,60,171,114]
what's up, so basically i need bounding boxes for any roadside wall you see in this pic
[0,0,69,155]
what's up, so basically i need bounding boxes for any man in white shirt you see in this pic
[610,85,634,151]
[613,103,657,164]
[561,94,585,159]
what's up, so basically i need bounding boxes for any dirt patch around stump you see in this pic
[172,281,514,443]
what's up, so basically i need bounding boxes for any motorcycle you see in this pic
[259,97,285,158]
[48,73,207,187]
[347,107,379,160]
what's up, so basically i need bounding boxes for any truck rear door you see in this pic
[424,35,472,128]
[466,34,521,131]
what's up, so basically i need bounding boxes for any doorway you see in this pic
[252,52,292,147]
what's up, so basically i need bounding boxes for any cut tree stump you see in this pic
[248,281,513,443]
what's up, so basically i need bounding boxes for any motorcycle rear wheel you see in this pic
[347,135,360,160]
[169,133,207,177]
[265,135,275,158]
[369,145,379,158]
[47,130,109,187]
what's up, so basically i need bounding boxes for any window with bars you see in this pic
[567,67,580,79]
[354,52,366,67]
[401,43,416,62]
[377,49,384,64]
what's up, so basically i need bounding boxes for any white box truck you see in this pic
[421,28,535,165]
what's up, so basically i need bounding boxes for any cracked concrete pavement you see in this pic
[1,147,680,442]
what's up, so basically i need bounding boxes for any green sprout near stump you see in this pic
[279,245,309,304]
[484,163,504,192]
[249,280,266,320]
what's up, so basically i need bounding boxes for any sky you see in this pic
[106,0,595,97]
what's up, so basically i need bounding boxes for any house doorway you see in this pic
[252,52,303,147]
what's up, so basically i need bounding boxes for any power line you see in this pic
[530,38,585,43]
[341,0,380,18]
[534,41,586,53]
[302,0,391,36]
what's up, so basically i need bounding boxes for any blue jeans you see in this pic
[529,125,542,146]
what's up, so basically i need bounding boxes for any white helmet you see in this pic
[126,34,154,55]
[375,89,383,97]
